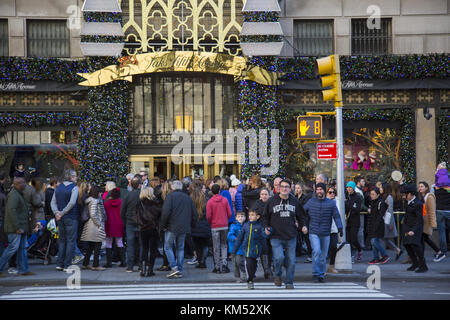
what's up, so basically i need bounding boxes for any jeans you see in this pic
[436,210,450,254]
[270,237,297,285]
[233,254,246,281]
[164,231,186,273]
[309,234,330,278]
[126,224,140,270]
[211,229,228,270]
[57,218,78,269]
[0,233,28,274]
[357,215,365,248]
[371,238,388,260]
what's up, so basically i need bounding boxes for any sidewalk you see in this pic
[1,248,449,287]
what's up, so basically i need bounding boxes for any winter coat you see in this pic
[383,195,398,239]
[262,193,307,240]
[23,184,42,214]
[81,197,106,242]
[137,198,161,232]
[120,188,141,227]
[232,220,268,258]
[44,187,55,217]
[402,197,424,246]
[227,221,244,255]
[235,184,244,212]
[303,197,343,237]
[104,198,124,237]
[191,210,211,239]
[435,187,450,211]
[251,199,267,217]
[242,186,261,213]
[220,190,235,223]
[4,188,29,234]
[422,192,437,236]
[367,197,387,239]
[345,192,362,227]
[206,194,231,230]
[161,190,197,235]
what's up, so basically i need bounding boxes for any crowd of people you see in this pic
[0,162,449,290]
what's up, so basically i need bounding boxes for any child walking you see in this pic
[232,209,270,289]
[227,211,246,282]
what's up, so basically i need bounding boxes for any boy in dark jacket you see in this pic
[227,211,246,283]
[232,209,270,289]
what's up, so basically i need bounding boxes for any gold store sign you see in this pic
[78,51,283,87]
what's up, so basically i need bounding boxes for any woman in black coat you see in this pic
[137,187,162,277]
[402,184,427,273]
[368,187,390,265]
[189,184,210,269]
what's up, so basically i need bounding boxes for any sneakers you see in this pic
[305,257,312,263]
[379,256,390,264]
[171,273,183,278]
[167,267,181,278]
[157,265,171,271]
[318,277,325,283]
[8,268,18,275]
[55,266,64,271]
[72,255,84,265]
[415,266,428,273]
[274,276,282,287]
[187,256,198,265]
[368,259,380,265]
[285,284,294,289]
[125,268,133,273]
[356,251,362,262]
[433,253,446,262]
[247,281,254,290]
[91,266,106,271]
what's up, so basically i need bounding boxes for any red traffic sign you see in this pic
[317,142,337,160]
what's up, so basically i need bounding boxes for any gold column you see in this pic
[166,156,171,180]
[203,155,208,180]
[149,156,154,179]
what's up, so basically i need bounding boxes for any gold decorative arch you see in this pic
[78,51,283,86]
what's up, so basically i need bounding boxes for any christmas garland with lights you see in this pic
[242,12,280,22]
[0,112,86,127]
[438,108,450,165]
[83,12,122,23]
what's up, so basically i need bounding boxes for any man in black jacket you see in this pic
[402,184,427,273]
[161,180,197,279]
[120,176,141,272]
[262,179,307,289]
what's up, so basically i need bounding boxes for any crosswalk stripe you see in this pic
[0,282,393,300]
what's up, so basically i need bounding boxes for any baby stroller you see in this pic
[26,219,59,265]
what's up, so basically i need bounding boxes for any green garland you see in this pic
[81,35,125,43]
[240,35,283,43]
[83,12,122,23]
[438,108,450,165]
[79,80,130,185]
[242,12,280,22]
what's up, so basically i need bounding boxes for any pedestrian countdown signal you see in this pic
[297,116,322,139]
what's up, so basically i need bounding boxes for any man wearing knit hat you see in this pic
[345,181,363,262]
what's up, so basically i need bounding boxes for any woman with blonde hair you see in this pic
[103,181,116,200]
[156,181,172,271]
[418,181,441,259]
[137,187,161,276]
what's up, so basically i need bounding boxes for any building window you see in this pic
[0,131,78,145]
[293,20,333,56]
[27,20,69,57]
[0,19,8,56]
[351,18,391,55]
[132,73,235,144]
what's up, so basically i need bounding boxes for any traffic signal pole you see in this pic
[316,54,352,271]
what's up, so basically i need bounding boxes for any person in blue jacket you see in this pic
[235,183,245,213]
[232,209,271,289]
[227,211,246,282]
[303,182,343,283]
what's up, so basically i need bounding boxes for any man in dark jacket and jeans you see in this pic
[0,177,34,276]
[262,179,307,289]
[303,183,343,283]
[120,176,141,272]
[161,180,197,278]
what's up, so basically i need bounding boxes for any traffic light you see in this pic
[315,55,343,107]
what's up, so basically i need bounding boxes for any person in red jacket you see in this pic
[103,188,125,268]
[207,184,231,273]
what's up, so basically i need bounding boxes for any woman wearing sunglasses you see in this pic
[325,187,340,274]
